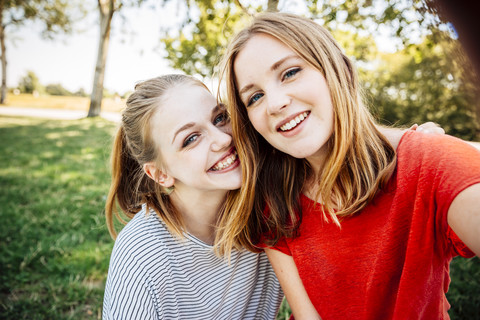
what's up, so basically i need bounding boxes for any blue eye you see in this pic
[213,112,228,126]
[283,68,301,80]
[247,93,264,107]
[182,134,199,147]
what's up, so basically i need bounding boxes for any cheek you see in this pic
[221,124,233,135]
[247,109,267,134]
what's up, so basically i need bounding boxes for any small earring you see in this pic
[162,186,174,195]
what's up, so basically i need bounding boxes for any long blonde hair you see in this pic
[218,12,396,248]
[106,74,208,239]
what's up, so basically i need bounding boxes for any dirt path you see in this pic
[0,106,120,122]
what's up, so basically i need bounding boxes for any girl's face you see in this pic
[234,33,334,164]
[151,83,241,194]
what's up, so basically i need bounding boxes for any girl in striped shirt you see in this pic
[102,74,283,319]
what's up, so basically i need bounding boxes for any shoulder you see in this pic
[397,130,480,162]
[394,131,480,199]
[109,207,172,271]
[380,126,406,150]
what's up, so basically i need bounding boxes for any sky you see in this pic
[8,0,400,96]
[7,0,339,95]
[8,2,183,95]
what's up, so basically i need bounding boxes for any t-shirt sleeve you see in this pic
[269,236,293,255]
[258,228,293,255]
[414,132,480,257]
[258,205,293,256]
[447,226,475,258]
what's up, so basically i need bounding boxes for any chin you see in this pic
[280,147,316,159]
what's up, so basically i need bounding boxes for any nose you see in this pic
[266,86,290,115]
[210,126,232,152]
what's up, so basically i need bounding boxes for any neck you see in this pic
[303,140,333,203]
[169,187,228,245]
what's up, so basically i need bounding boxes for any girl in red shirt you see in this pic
[218,12,480,320]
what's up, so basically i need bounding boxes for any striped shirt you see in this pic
[103,206,283,319]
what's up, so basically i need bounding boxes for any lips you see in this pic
[209,149,238,171]
[277,111,310,132]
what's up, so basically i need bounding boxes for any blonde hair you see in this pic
[218,12,396,248]
[105,74,209,239]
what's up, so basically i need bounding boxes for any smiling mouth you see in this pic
[279,111,310,132]
[210,150,238,171]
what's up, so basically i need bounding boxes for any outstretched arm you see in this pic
[379,122,480,151]
[448,183,480,256]
[265,248,322,320]
[377,122,445,150]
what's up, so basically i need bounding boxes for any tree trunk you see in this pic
[88,0,115,117]
[267,0,279,12]
[0,0,7,104]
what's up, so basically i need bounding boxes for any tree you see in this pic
[0,0,82,104]
[45,83,72,96]
[161,0,442,79]
[87,0,147,117]
[87,0,116,117]
[161,1,250,79]
[18,70,42,94]
[363,33,479,140]
[161,0,279,80]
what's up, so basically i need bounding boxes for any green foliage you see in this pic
[161,1,251,79]
[45,83,72,96]
[306,0,434,42]
[18,70,43,94]
[0,116,116,319]
[448,257,480,319]
[73,88,88,97]
[363,33,479,140]
[161,0,446,79]
[276,298,291,320]
[1,0,85,37]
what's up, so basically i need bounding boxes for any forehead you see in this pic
[150,83,216,139]
[234,34,297,79]
[162,82,214,108]
[240,34,293,59]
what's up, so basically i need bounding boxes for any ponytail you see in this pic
[105,126,142,238]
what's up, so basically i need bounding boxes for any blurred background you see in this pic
[1,0,479,319]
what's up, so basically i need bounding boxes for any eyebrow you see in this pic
[172,122,195,144]
[171,103,225,144]
[212,103,223,114]
[270,54,298,72]
[238,54,299,96]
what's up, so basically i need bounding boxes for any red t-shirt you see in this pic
[270,131,480,319]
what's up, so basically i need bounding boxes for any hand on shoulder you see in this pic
[377,122,446,151]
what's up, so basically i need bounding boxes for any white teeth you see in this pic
[280,112,309,132]
[212,151,237,171]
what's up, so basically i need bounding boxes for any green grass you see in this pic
[0,115,478,319]
[0,116,117,319]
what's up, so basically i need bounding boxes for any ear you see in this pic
[143,162,175,188]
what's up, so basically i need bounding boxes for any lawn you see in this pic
[0,115,478,319]
[0,116,117,319]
